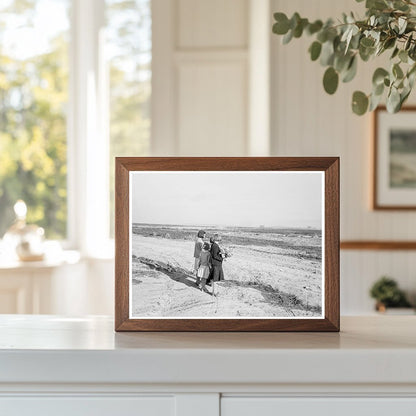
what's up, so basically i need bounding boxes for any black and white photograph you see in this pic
[129,171,324,319]
[374,107,416,209]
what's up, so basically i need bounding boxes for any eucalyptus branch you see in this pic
[272,0,416,115]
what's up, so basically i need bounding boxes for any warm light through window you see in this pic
[0,0,70,239]
[106,0,151,237]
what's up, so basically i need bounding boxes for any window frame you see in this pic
[67,0,111,257]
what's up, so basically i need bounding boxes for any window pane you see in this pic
[0,0,70,239]
[106,0,151,236]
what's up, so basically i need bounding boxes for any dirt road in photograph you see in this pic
[131,230,322,318]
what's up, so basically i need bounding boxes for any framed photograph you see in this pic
[374,106,416,209]
[115,157,339,332]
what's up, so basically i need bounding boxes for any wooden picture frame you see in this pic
[115,157,339,332]
[373,106,416,210]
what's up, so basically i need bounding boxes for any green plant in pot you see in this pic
[369,276,412,311]
[272,0,416,115]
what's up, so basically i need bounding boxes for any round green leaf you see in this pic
[334,52,350,72]
[373,82,385,96]
[290,12,301,30]
[369,92,383,111]
[352,91,369,115]
[323,67,339,95]
[307,20,323,35]
[293,18,308,38]
[317,30,328,43]
[367,0,388,11]
[309,41,322,61]
[372,68,389,86]
[273,13,290,35]
[320,41,335,66]
[387,88,401,113]
[393,63,404,79]
[391,47,399,59]
[359,44,374,62]
[282,29,293,44]
[360,37,375,48]
[399,50,408,63]
[384,37,396,50]
[342,56,357,83]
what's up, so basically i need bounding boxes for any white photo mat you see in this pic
[128,171,325,320]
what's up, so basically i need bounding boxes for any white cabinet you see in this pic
[222,398,416,416]
[1,397,175,416]
[3,395,416,416]
[0,316,415,416]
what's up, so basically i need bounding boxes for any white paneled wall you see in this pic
[271,0,416,313]
[152,0,252,156]
[177,0,248,49]
[177,58,247,155]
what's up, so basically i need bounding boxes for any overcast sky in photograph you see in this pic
[131,171,323,229]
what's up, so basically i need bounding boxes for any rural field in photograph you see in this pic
[131,224,323,318]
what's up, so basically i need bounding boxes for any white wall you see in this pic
[152,0,271,157]
[271,0,416,313]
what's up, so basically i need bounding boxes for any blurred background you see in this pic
[0,0,415,316]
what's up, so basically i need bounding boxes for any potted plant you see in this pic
[369,276,413,313]
[272,0,416,115]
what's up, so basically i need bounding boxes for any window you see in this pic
[0,0,151,249]
[0,0,70,239]
[106,0,151,237]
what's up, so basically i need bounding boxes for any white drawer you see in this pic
[0,396,175,416]
[221,397,416,416]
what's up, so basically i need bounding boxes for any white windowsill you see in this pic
[0,237,115,270]
[0,250,81,271]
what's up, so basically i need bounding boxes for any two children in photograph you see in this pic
[193,230,230,296]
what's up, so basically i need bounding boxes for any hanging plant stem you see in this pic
[272,0,416,115]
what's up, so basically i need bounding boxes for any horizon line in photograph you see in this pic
[131,171,324,229]
[132,222,322,231]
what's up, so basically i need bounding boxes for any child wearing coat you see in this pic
[197,242,211,293]
[193,230,206,275]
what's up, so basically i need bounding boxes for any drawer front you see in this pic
[221,397,416,416]
[0,396,175,416]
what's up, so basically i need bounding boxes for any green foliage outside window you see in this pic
[107,0,151,237]
[0,1,69,238]
[0,0,151,240]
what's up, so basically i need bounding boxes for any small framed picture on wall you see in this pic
[374,106,416,209]
[115,157,339,332]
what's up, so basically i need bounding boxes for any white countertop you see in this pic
[0,315,415,386]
